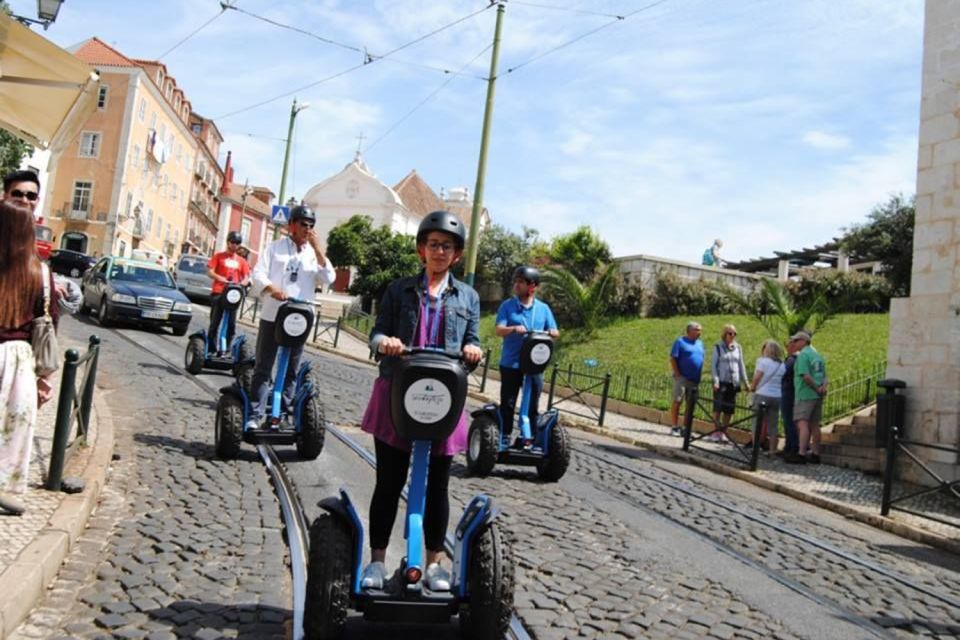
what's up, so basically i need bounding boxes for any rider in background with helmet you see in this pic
[359,211,482,593]
[206,230,251,354]
[248,205,335,430]
[494,266,559,443]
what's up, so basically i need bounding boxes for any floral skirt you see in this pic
[361,377,468,456]
[0,341,38,493]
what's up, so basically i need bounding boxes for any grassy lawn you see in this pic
[479,312,889,421]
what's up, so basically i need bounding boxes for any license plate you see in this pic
[141,309,169,320]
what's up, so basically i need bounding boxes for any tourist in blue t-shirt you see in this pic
[495,266,559,442]
[669,322,705,436]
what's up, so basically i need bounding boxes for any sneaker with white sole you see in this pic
[245,418,259,431]
[360,561,388,589]
[670,427,682,437]
[425,562,451,591]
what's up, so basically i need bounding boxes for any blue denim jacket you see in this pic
[370,271,480,378]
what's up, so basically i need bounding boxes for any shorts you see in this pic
[752,394,781,437]
[793,398,823,424]
[672,377,699,403]
[713,382,738,415]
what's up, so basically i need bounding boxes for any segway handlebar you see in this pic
[400,346,480,372]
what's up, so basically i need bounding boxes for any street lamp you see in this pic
[16,0,64,29]
[273,98,309,239]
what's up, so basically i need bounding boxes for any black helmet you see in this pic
[416,210,465,249]
[226,231,243,244]
[513,265,540,285]
[289,205,316,223]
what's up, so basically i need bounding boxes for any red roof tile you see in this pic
[393,170,444,218]
[72,37,138,67]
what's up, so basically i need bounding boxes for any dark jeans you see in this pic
[499,367,544,437]
[208,293,236,352]
[369,438,452,552]
[781,393,798,453]
[250,319,305,420]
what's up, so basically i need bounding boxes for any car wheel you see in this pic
[69,267,80,277]
[98,298,112,327]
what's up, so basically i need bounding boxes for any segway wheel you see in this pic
[536,424,571,482]
[233,339,254,395]
[297,393,326,460]
[185,336,205,374]
[304,512,352,639]
[459,522,515,640]
[466,414,499,477]
[215,394,244,460]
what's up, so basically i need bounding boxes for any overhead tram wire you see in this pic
[214,3,494,121]
[510,1,625,19]
[157,3,228,60]
[503,0,673,76]
[365,43,494,153]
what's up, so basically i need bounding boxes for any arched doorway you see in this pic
[61,232,88,254]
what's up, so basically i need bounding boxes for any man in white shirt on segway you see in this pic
[248,205,336,430]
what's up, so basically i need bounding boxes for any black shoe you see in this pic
[784,452,807,464]
[807,453,821,464]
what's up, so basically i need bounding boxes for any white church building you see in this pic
[300,154,490,290]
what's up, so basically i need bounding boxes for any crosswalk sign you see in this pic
[271,205,290,224]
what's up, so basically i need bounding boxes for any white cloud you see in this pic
[802,131,852,151]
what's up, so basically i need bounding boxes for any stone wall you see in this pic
[887,0,960,485]
[615,253,765,294]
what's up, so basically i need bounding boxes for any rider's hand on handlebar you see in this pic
[462,344,483,365]
[270,288,288,301]
[379,337,405,356]
[513,325,527,335]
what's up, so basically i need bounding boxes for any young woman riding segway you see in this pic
[304,211,515,639]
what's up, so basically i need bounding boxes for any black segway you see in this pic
[214,299,325,460]
[304,348,515,639]
[467,331,570,481]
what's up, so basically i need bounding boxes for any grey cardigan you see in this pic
[711,341,748,386]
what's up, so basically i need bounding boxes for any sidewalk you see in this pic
[302,322,960,553]
[0,332,114,637]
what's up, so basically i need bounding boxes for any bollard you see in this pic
[880,425,899,516]
[480,348,491,393]
[77,335,101,440]
[547,364,558,410]
[47,349,80,491]
[623,375,631,403]
[599,373,611,426]
[334,317,341,348]
[682,387,697,451]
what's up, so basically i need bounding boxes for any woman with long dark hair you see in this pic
[0,200,58,515]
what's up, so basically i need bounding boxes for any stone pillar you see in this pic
[777,259,790,281]
[887,0,960,485]
[836,250,850,273]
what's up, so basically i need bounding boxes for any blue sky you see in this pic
[14,0,924,263]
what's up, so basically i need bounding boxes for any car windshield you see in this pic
[109,262,174,287]
[35,226,52,242]
[177,259,208,274]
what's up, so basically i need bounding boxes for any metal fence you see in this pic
[881,426,960,529]
[681,387,764,471]
[47,335,101,491]
[546,363,612,426]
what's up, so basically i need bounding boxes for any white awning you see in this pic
[0,13,99,151]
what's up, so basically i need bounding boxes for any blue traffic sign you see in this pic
[271,205,290,224]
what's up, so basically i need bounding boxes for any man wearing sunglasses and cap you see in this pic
[248,205,335,430]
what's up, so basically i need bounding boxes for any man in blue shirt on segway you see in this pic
[495,266,559,445]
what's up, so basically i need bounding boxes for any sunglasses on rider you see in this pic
[296,219,315,229]
[9,189,38,201]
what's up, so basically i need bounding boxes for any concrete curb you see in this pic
[235,314,960,555]
[0,389,115,638]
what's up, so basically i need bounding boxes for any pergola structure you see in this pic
[726,240,879,280]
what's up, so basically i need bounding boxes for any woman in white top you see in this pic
[750,339,785,454]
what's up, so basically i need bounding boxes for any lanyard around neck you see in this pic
[421,273,449,347]
[517,297,537,331]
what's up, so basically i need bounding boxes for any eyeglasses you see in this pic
[426,241,455,253]
[227,240,241,245]
[296,220,315,228]
[9,189,38,202]
[725,331,737,336]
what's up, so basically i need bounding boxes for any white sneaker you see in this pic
[670,427,682,437]
[245,418,259,431]
[360,561,388,589]
[425,562,451,591]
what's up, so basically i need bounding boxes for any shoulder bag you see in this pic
[32,263,60,377]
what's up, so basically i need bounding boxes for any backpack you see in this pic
[702,248,715,266]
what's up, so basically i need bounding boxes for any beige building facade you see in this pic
[887,0,960,484]
[42,39,200,262]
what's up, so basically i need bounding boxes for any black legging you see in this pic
[370,438,452,552]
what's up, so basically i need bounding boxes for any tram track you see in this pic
[96,321,532,640]
[572,441,960,637]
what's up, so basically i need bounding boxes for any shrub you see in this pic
[647,271,739,318]
[786,269,893,313]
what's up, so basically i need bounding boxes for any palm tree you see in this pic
[541,262,619,338]
[720,278,834,342]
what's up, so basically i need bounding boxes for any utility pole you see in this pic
[464,1,506,286]
[274,98,309,239]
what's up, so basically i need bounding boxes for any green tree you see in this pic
[721,279,834,344]
[541,262,619,338]
[547,225,612,281]
[327,214,374,269]
[475,224,536,294]
[0,130,32,178]
[350,228,421,310]
[840,194,915,296]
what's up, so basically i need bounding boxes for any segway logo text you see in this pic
[404,378,452,424]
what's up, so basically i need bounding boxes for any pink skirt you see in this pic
[361,377,468,457]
